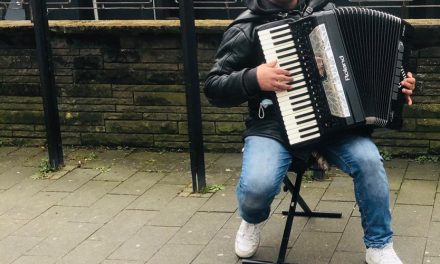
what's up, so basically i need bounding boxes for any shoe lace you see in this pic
[239,223,261,244]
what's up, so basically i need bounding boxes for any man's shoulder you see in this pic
[228,10,267,29]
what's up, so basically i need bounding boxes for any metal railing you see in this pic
[1,0,439,20]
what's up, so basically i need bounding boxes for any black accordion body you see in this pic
[256,7,413,148]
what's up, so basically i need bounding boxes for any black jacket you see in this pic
[204,0,336,161]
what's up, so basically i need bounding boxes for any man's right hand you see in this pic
[256,60,293,92]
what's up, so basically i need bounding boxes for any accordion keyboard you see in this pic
[258,24,321,145]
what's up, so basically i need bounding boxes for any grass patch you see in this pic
[414,155,439,163]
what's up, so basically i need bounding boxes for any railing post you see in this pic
[179,0,206,192]
[30,0,64,169]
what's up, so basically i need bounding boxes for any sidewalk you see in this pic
[0,146,438,264]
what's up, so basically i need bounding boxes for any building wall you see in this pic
[0,20,439,155]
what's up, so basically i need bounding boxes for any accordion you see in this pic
[256,7,413,148]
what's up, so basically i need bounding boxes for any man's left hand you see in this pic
[401,72,416,106]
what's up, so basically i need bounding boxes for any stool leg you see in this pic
[276,170,304,264]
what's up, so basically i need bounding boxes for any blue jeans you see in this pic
[236,135,392,248]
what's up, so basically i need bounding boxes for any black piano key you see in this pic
[295,111,314,119]
[274,38,294,46]
[297,117,316,125]
[278,51,298,59]
[276,46,294,54]
[299,129,320,138]
[288,92,309,100]
[292,103,312,111]
[298,125,319,133]
[270,26,289,34]
[290,98,310,106]
[272,32,292,40]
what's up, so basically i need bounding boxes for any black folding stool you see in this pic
[242,158,342,264]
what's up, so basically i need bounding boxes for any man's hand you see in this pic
[256,61,293,92]
[401,72,416,106]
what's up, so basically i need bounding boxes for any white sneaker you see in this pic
[366,243,403,264]
[234,220,263,258]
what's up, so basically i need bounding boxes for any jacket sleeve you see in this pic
[204,26,261,107]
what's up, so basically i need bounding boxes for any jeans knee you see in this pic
[237,179,277,211]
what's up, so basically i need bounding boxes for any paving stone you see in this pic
[0,178,54,215]
[61,240,121,264]
[286,231,341,264]
[0,165,38,190]
[275,187,325,214]
[322,176,355,202]
[424,257,440,264]
[108,226,180,262]
[222,211,242,230]
[8,147,45,158]
[392,204,432,237]
[146,244,204,264]
[27,222,102,258]
[130,151,183,173]
[44,168,100,192]
[158,170,194,185]
[203,169,239,186]
[0,217,28,240]
[149,196,207,227]
[90,210,158,242]
[386,167,405,191]
[405,162,440,181]
[168,212,231,245]
[101,261,143,264]
[110,171,165,195]
[260,213,308,248]
[433,195,440,222]
[301,178,332,189]
[191,228,239,264]
[127,184,185,210]
[425,222,440,257]
[336,217,365,253]
[384,159,409,169]
[13,206,86,237]
[396,180,437,205]
[247,246,278,263]
[12,255,56,264]
[208,153,243,170]
[0,146,18,156]
[393,236,426,264]
[58,180,119,207]
[330,251,365,264]
[0,236,44,264]
[304,201,355,233]
[73,194,137,224]
[93,164,139,181]
[72,148,133,168]
[199,185,237,213]
[4,191,69,220]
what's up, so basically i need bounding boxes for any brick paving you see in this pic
[0,146,438,264]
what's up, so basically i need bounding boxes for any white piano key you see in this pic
[277,55,300,65]
[264,48,297,58]
[289,80,306,88]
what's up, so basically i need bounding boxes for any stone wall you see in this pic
[0,20,439,155]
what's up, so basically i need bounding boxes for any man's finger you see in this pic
[274,68,291,76]
[276,75,294,83]
[407,72,413,78]
[402,88,413,95]
[406,95,413,106]
[267,60,278,67]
